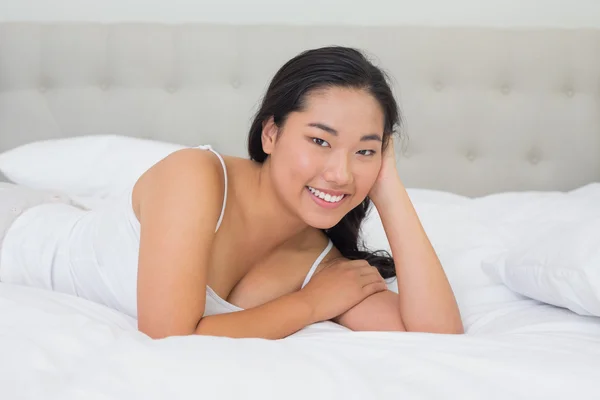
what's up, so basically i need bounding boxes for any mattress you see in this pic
[1,186,600,400]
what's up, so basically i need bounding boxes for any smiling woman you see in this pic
[0,46,463,339]
[249,86,395,276]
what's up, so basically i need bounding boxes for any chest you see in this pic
[206,241,322,310]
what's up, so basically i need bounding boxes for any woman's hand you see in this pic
[298,259,388,323]
[369,137,401,205]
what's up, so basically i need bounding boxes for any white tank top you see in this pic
[0,145,334,319]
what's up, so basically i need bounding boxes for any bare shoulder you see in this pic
[132,148,225,219]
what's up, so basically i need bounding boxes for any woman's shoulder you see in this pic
[131,148,227,218]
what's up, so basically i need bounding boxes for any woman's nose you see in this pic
[323,153,352,186]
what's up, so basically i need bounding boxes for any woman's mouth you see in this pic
[306,186,348,209]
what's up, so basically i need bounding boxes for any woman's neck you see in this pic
[228,158,310,254]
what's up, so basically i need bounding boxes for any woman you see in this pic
[0,46,463,339]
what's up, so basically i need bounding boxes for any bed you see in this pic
[0,22,599,399]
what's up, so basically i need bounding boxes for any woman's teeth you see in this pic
[307,186,345,203]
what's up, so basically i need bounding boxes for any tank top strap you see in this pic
[195,145,227,233]
[301,239,334,289]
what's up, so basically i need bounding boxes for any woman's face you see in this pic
[262,87,385,229]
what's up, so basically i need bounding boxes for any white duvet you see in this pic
[2,185,600,400]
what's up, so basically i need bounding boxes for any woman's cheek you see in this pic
[295,150,313,171]
[354,166,379,195]
[288,150,315,183]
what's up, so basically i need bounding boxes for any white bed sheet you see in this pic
[1,282,600,400]
[1,185,600,399]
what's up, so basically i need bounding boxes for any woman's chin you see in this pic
[302,212,344,231]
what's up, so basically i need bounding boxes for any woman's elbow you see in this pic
[441,315,465,334]
[406,321,464,335]
[138,320,198,339]
[141,328,195,339]
[449,321,465,334]
[437,324,465,335]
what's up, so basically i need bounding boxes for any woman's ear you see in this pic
[261,116,279,155]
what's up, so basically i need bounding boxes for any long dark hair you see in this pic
[247,46,400,279]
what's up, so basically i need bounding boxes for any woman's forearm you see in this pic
[373,177,464,334]
[194,291,315,339]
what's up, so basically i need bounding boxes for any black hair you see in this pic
[247,46,400,279]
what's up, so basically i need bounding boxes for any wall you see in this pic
[2,0,600,28]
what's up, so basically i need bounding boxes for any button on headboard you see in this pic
[0,23,598,196]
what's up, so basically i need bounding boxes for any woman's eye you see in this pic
[357,149,376,156]
[312,138,330,147]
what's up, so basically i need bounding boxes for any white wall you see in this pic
[2,0,600,28]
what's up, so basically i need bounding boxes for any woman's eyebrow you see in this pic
[360,134,382,142]
[308,122,338,135]
[307,123,382,142]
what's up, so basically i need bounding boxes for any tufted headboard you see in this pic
[0,22,599,196]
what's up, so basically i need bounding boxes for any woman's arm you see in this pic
[195,292,314,339]
[337,139,464,335]
[334,177,464,334]
[369,153,464,334]
[135,149,224,338]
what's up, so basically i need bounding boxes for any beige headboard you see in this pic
[0,22,598,196]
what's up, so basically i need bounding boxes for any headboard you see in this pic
[1,22,599,196]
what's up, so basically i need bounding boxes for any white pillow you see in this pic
[482,217,600,317]
[0,135,185,198]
